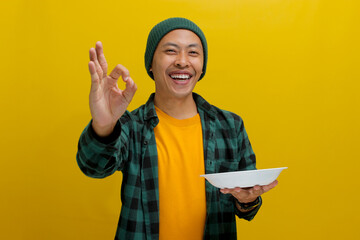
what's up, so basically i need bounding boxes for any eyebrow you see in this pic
[162,42,202,49]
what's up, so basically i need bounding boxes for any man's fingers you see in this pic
[220,187,243,194]
[251,186,262,196]
[89,62,99,83]
[109,64,130,82]
[89,47,95,61]
[221,180,278,203]
[89,61,99,92]
[122,77,137,103]
[89,47,104,80]
[95,41,108,78]
[88,61,96,76]
[220,189,228,194]
[261,180,278,193]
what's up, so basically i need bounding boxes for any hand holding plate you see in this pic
[220,180,278,203]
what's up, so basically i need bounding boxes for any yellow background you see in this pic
[1,0,359,239]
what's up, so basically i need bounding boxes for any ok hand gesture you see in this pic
[88,41,137,137]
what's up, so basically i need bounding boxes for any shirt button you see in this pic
[144,141,148,145]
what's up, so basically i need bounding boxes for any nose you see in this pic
[174,51,189,68]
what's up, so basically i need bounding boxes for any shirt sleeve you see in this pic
[235,119,263,220]
[233,196,262,221]
[76,119,128,178]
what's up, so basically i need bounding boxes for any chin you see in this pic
[171,90,194,99]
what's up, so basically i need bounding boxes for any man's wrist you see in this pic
[91,120,117,137]
[235,197,260,212]
[90,120,121,144]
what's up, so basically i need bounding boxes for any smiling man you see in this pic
[76,17,277,240]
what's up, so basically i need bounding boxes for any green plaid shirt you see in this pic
[77,93,261,240]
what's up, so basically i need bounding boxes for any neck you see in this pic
[154,93,198,119]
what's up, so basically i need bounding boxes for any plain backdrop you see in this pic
[1,0,359,239]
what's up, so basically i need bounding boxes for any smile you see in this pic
[169,74,192,80]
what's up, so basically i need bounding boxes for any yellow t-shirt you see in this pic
[154,106,206,240]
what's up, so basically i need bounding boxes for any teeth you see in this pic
[170,74,191,80]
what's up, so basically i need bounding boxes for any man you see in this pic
[77,17,277,240]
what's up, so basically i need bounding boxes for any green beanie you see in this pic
[145,17,208,81]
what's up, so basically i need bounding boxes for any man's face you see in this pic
[151,29,204,100]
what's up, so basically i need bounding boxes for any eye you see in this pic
[165,49,176,54]
[189,51,200,56]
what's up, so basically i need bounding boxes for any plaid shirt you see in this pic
[77,93,262,240]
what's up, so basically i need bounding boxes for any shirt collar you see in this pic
[144,93,157,121]
[193,93,217,120]
[143,92,217,121]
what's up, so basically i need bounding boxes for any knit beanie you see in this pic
[145,17,208,81]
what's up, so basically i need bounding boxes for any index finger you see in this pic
[108,64,130,82]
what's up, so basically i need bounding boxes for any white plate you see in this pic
[200,167,287,189]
